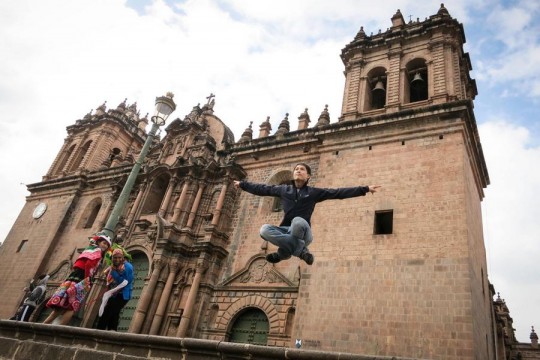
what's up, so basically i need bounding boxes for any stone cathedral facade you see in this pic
[1,5,537,360]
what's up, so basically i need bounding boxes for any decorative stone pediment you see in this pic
[221,255,296,287]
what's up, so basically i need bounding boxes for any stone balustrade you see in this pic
[0,320,420,360]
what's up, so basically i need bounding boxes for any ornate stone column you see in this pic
[176,259,206,337]
[185,182,206,229]
[158,176,178,217]
[385,46,403,111]
[128,258,164,333]
[125,180,147,227]
[96,195,114,230]
[149,260,179,335]
[171,179,191,225]
[211,182,228,226]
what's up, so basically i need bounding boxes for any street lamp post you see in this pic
[100,92,176,239]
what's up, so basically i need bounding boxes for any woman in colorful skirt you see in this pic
[43,234,111,325]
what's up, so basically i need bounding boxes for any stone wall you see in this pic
[0,320,421,360]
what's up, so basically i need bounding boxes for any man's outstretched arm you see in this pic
[317,184,382,201]
[233,180,282,197]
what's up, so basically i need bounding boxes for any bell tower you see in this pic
[0,99,148,320]
[44,99,148,180]
[340,5,477,120]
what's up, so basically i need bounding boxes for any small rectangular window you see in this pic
[17,240,28,253]
[374,210,393,235]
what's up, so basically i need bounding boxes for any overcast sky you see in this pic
[1,0,539,343]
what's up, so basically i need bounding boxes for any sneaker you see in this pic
[266,252,281,264]
[300,252,314,265]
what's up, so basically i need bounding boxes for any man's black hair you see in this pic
[295,163,312,175]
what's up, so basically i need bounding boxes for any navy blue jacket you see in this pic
[240,181,369,226]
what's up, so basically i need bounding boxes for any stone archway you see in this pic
[228,307,269,345]
[218,295,280,335]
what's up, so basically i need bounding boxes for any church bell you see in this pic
[372,79,386,93]
[410,72,424,89]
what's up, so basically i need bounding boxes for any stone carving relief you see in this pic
[239,258,278,284]
[221,255,298,287]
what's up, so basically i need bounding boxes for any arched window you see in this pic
[267,170,293,213]
[406,59,428,103]
[78,198,102,229]
[228,308,269,345]
[84,203,101,229]
[55,144,76,175]
[141,174,170,214]
[365,67,387,111]
[109,148,122,164]
[69,140,92,172]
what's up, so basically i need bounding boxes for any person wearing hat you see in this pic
[96,248,134,331]
[43,234,111,325]
[234,163,381,265]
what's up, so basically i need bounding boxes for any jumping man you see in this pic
[233,163,381,265]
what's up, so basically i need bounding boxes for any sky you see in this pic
[0,0,539,343]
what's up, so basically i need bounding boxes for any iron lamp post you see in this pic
[100,92,176,239]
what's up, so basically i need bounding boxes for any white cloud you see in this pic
[471,0,540,97]
[480,120,540,342]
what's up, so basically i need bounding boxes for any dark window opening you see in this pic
[374,210,393,235]
[365,67,387,111]
[17,240,28,253]
[109,148,122,162]
[409,68,428,102]
[371,77,386,109]
[84,203,101,229]
[141,175,169,214]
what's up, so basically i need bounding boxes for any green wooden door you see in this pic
[229,308,269,345]
[117,252,149,332]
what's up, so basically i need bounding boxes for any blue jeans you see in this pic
[259,217,313,259]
